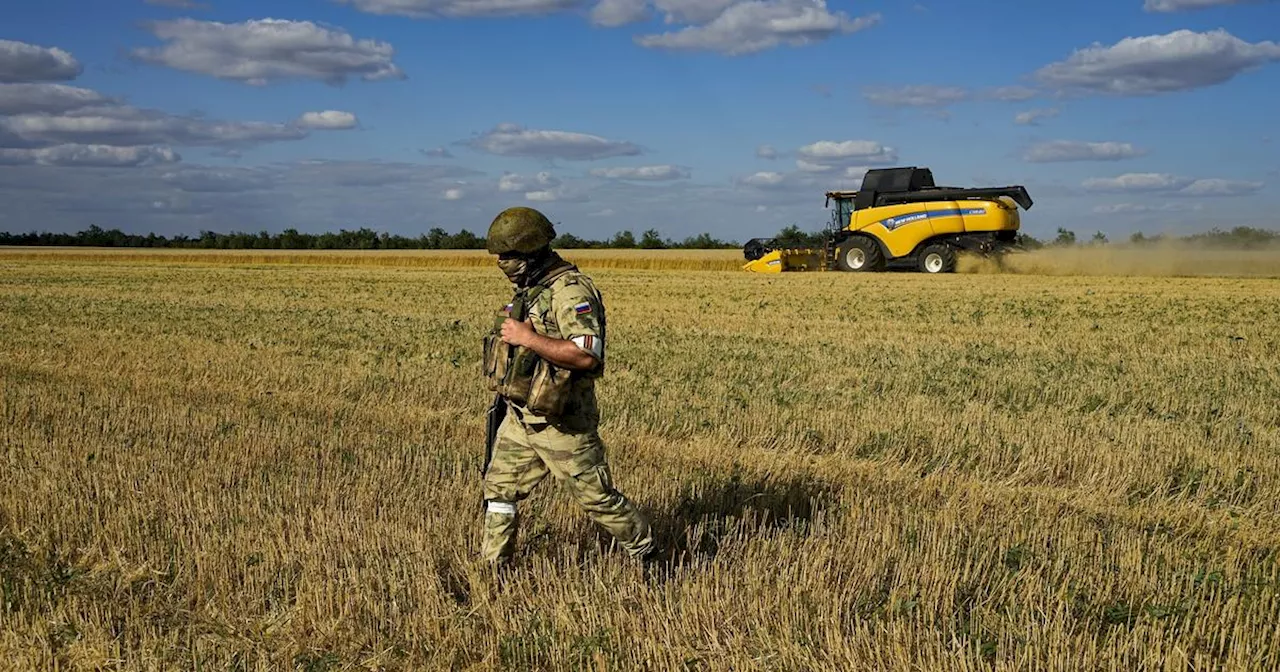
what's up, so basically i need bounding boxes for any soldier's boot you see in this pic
[481,500,519,563]
[565,464,658,561]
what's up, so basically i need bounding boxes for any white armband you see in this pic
[486,501,516,515]
[570,334,603,359]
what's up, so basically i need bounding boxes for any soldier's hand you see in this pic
[500,318,535,346]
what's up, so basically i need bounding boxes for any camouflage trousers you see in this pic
[481,413,655,562]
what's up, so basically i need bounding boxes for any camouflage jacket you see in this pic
[484,261,607,433]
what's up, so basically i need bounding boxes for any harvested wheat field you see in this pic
[1,248,1278,671]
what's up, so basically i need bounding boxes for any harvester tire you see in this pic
[835,236,884,272]
[918,242,956,274]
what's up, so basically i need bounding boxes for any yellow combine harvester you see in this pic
[743,166,1034,274]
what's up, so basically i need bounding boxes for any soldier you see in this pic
[479,206,658,564]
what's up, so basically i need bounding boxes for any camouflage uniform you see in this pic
[481,208,656,563]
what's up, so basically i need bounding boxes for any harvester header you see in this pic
[744,166,1034,274]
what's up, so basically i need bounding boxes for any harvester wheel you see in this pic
[835,236,884,272]
[918,243,956,274]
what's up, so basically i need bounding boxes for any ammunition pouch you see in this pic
[500,344,538,406]
[483,335,574,417]
[482,316,508,388]
[526,356,573,416]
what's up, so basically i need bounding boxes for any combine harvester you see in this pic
[743,166,1034,274]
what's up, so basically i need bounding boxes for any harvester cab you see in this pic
[743,166,1034,274]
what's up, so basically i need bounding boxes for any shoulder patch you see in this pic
[574,301,592,315]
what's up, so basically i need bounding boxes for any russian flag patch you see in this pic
[503,303,513,314]
[574,301,592,315]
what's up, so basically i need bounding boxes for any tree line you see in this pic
[1028,226,1280,249]
[0,225,741,250]
[2,223,1276,251]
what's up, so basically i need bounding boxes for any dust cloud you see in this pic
[958,244,1280,278]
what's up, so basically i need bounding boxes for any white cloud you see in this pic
[160,167,274,192]
[294,110,359,130]
[0,39,82,83]
[1,104,307,150]
[652,0,741,23]
[736,171,790,189]
[336,0,585,18]
[498,171,561,192]
[1034,29,1280,95]
[0,83,111,116]
[442,187,465,200]
[635,1,880,55]
[1083,173,1194,192]
[589,164,690,180]
[733,164,866,199]
[1177,178,1265,196]
[279,160,481,188]
[732,138,889,197]
[863,85,967,107]
[338,0,876,55]
[1014,107,1060,125]
[986,86,1039,101]
[130,18,406,86]
[0,78,343,171]
[1082,172,1263,196]
[756,144,779,159]
[525,185,589,202]
[462,123,642,160]
[843,165,871,181]
[1092,202,1202,214]
[1143,0,1264,11]
[795,139,897,168]
[420,146,454,158]
[1024,140,1146,163]
[0,144,179,167]
[590,0,650,25]
[858,84,1033,109]
[1093,203,1155,214]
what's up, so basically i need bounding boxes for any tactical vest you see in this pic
[481,260,584,417]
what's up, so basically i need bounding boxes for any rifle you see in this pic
[481,286,525,480]
[482,392,505,476]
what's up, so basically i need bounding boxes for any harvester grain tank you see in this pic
[743,166,1034,274]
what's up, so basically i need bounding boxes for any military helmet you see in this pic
[486,206,556,255]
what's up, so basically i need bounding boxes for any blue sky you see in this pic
[1,0,1278,242]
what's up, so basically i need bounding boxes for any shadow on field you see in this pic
[578,468,839,570]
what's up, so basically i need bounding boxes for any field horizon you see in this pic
[2,250,1277,670]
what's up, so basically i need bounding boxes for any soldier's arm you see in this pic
[499,282,604,372]
[500,322,597,370]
